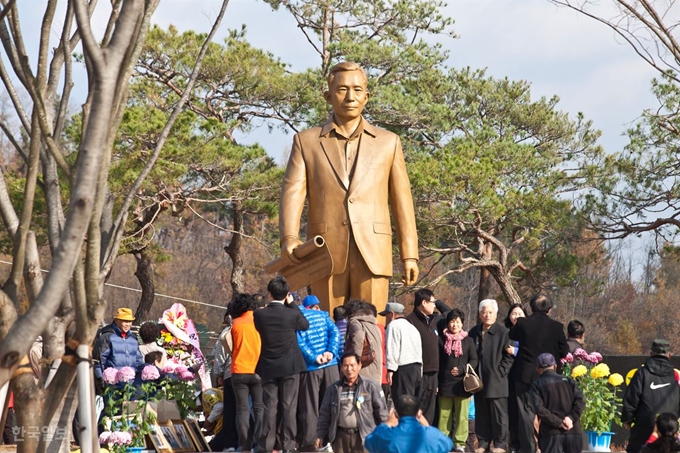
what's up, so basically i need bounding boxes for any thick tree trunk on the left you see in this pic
[134,249,155,321]
[224,205,245,296]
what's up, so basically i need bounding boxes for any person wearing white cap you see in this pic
[381,302,423,404]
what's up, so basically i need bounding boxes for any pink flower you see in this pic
[573,348,588,360]
[102,368,118,385]
[162,365,175,374]
[585,354,599,364]
[142,365,160,381]
[99,431,112,444]
[590,352,603,363]
[179,371,195,381]
[565,353,573,363]
[116,366,136,383]
[174,365,189,375]
[108,431,132,445]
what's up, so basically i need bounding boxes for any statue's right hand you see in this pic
[281,236,303,265]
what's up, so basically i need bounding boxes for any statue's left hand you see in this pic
[402,259,419,286]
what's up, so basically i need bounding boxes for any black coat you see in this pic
[508,312,569,385]
[530,369,585,437]
[438,333,478,397]
[254,302,309,379]
[468,322,514,398]
[623,355,680,453]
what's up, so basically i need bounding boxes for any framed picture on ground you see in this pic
[147,424,172,453]
[159,422,188,452]
[185,419,211,452]
[169,419,194,450]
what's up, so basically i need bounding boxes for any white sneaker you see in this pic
[318,443,334,452]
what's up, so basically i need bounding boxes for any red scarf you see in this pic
[444,330,468,357]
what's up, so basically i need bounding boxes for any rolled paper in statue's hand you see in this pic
[265,235,326,274]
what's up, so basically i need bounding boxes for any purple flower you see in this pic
[102,368,118,385]
[108,431,132,445]
[99,431,112,444]
[116,366,136,383]
[141,365,160,381]
[590,352,603,363]
[162,365,175,374]
[179,371,195,381]
[585,354,599,364]
[573,348,588,360]
[565,353,573,363]
[174,365,189,375]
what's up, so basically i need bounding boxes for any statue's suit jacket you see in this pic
[280,116,418,277]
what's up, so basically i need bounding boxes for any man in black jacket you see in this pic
[623,339,680,453]
[254,277,310,453]
[469,299,514,453]
[509,294,569,453]
[406,288,450,424]
[530,353,585,453]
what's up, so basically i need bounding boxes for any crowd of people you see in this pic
[196,277,597,453]
[7,274,680,453]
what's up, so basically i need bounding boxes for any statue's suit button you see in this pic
[342,220,348,226]
[349,198,355,203]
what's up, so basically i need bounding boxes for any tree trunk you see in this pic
[478,242,494,301]
[488,267,522,306]
[134,248,155,321]
[13,373,45,453]
[224,205,245,296]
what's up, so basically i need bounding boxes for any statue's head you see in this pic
[324,62,370,122]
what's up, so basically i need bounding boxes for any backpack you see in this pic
[345,327,376,367]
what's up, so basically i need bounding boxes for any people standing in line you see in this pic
[229,293,264,453]
[566,320,585,353]
[364,394,453,453]
[469,299,514,453]
[437,308,478,452]
[345,299,383,384]
[382,302,422,403]
[315,352,388,453]
[296,295,341,452]
[503,303,526,453]
[406,289,451,424]
[530,353,584,453]
[623,339,680,453]
[641,413,680,453]
[508,294,568,453]
[253,277,310,453]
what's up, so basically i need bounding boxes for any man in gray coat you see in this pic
[315,352,388,453]
[469,299,514,453]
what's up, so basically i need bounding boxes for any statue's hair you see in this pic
[327,61,368,88]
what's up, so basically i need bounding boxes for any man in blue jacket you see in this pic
[296,295,340,451]
[365,394,453,453]
[94,307,144,387]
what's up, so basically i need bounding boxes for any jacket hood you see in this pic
[645,355,674,376]
[352,313,377,324]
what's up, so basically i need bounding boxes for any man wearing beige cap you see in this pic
[94,307,144,388]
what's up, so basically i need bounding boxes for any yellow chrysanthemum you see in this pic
[591,363,611,378]
[571,364,588,378]
[609,373,624,387]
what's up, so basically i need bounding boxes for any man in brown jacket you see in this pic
[279,61,419,313]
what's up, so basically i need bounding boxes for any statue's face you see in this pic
[324,70,369,123]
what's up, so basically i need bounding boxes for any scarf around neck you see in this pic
[444,329,468,357]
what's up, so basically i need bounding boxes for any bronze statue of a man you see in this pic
[279,61,419,313]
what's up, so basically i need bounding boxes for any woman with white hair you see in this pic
[468,299,515,453]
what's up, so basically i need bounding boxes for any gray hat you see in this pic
[378,302,405,316]
[652,339,671,355]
